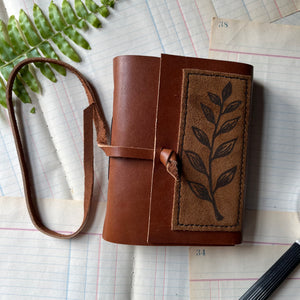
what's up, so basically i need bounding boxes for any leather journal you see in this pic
[7,55,253,245]
[103,54,253,245]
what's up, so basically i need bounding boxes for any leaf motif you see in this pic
[201,103,215,124]
[52,33,81,62]
[192,126,210,149]
[213,138,237,159]
[208,92,221,106]
[19,9,42,46]
[75,0,102,28]
[185,150,207,175]
[222,81,232,102]
[188,181,211,201]
[216,117,240,136]
[215,166,237,191]
[223,100,241,114]
[62,0,88,30]
[33,4,54,39]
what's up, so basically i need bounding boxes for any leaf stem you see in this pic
[207,101,224,220]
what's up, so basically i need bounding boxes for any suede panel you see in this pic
[172,69,252,232]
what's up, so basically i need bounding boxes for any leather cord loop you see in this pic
[6,57,106,239]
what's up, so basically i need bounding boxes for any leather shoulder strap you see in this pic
[6,57,108,239]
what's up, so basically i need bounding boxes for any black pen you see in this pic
[239,241,300,300]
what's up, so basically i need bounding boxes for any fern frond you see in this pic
[0,0,116,111]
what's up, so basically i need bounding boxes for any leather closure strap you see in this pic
[6,58,102,239]
[100,144,154,160]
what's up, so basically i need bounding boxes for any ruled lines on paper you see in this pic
[212,0,299,22]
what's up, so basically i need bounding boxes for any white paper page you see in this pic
[275,10,300,24]
[212,0,300,22]
[189,207,300,299]
[189,244,300,299]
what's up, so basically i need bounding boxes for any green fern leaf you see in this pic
[85,0,110,17]
[75,0,102,28]
[7,17,29,54]
[1,61,31,104]
[98,6,110,18]
[62,0,88,30]
[27,48,57,82]
[0,0,118,111]
[8,15,56,83]
[0,20,39,93]
[19,9,42,46]
[38,41,66,76]
[85,0,100,13]
[0,21,17,61]
[33,4,55,39]
[64,26,91,49]
[0,60,31,104]
[52,33,81,62]
[48,2,90,49]
[49,1,67,31]
[101,0,115,8]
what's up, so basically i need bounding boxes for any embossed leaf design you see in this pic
[213,138,237,159]
[223,100,241,114]
[192,126,210,149]
[208,92,221,106]
[201,103,215,124]
[222,81,232,102]
[188,181,211,201]
[185,150,207,175]
[215,166,237,191]
[217,117,240,136]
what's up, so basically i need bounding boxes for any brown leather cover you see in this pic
[102,54,253,245]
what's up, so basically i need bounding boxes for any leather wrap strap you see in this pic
[6,57,109,239]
